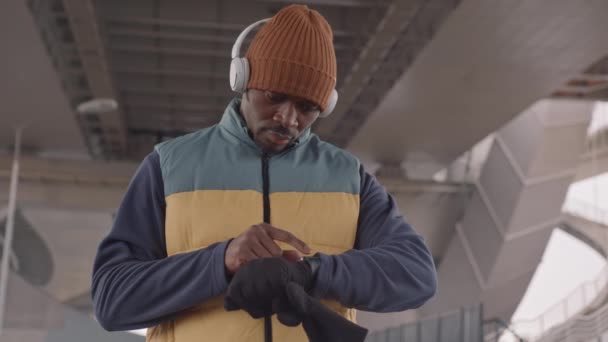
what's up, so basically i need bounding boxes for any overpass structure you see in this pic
[1,0,608,340]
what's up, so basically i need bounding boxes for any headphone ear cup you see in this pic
[319,89,338,118]
[230,57,250,93]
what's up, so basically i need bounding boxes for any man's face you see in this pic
[240,89,321,154]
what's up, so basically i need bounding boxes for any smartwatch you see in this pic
[302,253,321,280]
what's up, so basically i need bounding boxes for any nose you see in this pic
[273,101,299,128]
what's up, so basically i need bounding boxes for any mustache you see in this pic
[265,126,293,138]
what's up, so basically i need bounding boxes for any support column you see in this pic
[421,99,593,320]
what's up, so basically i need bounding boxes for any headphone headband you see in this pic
[231,18,271,59]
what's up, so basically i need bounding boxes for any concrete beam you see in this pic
[0,155,136,210]
[62,0,129,157]
[317,0,442,143]
[421,99,592,321]
[561,213,608,257]
[348,0,608,177]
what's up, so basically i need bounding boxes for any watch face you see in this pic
[303,255,321,274]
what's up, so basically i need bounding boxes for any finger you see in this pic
[249,240,274,258]
[257,230,283,256]
[282,250,303,262]
[264,226,311,254]
[232,249,257,274]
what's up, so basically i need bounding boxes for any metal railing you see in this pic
[492,197,608,340]
[366,305,483,342]
[501,264,608,341]
[492,199,607,340]
[483,319,525,342]
[535,287,608,342]
[486,170,608,340]
[563,198,608,227]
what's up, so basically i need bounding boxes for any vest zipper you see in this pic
[261,153,272,342]
[262,153,271,224]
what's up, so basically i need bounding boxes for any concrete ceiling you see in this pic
[347,0,608,179]
[30,0,397,159]
[3,0,607,167]
[7,0,465,161]
[0,0,87,158]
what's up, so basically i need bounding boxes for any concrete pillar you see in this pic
[359,166,470,331]
[421,99,593,321]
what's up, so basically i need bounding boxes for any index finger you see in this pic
[264,225,311,254]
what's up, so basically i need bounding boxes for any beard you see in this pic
[256,126,296,154]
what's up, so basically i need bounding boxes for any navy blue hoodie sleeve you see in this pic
[91,151,230,331]
[312,166,437,312]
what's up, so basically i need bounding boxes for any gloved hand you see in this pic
[224,257,313,318]
[277,282,368,342]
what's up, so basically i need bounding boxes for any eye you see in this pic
[265,91,287,104]
[296,101,320,114]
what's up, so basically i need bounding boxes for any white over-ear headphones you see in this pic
[229,18,338,118]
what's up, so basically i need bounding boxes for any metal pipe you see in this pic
[0,126,23,335]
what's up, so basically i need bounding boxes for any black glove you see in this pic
[224,257,313,318]
[277,282,368,342]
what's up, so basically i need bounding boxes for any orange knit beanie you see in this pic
[245,5,337,111]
